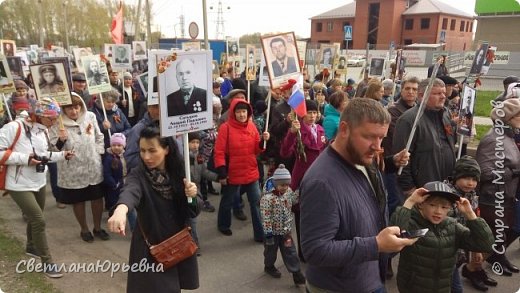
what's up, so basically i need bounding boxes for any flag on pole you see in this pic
[111,4,123,44]
[287,85,307,118]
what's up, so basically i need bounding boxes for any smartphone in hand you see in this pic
[400,228,429,239]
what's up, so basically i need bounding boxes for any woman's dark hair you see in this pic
[139,125,190,221]
[139,125,185,179]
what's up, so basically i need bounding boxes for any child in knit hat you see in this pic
[260,164,305,286]
[447,155,498,291]
[103,133,128,220]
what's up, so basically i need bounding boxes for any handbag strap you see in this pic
[137,217,153,248]
[0,121,22,165]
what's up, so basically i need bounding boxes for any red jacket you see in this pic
[214,99,263,185]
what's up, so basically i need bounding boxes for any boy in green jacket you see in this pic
[391,181,494,293]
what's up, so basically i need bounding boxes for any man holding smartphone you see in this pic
[300,98,419,293]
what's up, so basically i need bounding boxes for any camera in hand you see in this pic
[34,155,49,173]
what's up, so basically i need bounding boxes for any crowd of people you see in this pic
[1,48,520,293]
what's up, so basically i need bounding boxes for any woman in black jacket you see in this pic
[108,126,200,293]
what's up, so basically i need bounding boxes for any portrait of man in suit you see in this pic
[115,46,129,63]
[167,58,207,116]
[270,37,297,77]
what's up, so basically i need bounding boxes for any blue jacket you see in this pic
[91,104,131,148]
[123,112,153,170]
[300,146,388,292]
[103,148,126,199]
[322,104,340,140]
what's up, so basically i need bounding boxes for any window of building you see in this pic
[316,22,322,32]
[442,18,448,30]
[327,22,333,32]
[469,21,473,32]
[404,39,413,45]
[465,21,469,32]
[450,19,456,30]
[421,18,430,29]
[405,19,414,30]
[460,20,465,32]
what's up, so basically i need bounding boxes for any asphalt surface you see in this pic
[1,186,520,292]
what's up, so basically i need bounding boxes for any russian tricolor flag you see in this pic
[287,86,307,118]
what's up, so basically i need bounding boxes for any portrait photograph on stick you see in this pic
[0,54,15,93]
[81,55,111,95]
[42,56,73,90]
[457,86,476,137]
[261,32,301,89]
[157,50,213,137]
[30,62,71,105]
[73,47,93,73]
[318,44,336,70]
[369,57,385,77]
[112,44,132,70]
[246,45,257,81]
[469,42,489,75]
[6,56,23,79]
[226,38,239,57]
[132,41,147,60]
[1,40,16,57]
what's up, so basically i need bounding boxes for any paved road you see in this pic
[1,186,520,292]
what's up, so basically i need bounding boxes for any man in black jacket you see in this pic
[393,78,456,197]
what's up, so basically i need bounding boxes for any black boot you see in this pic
[477,270,497,287]
[486,253,513,276]
[461,265,488,291]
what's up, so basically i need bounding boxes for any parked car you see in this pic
[347,57,365,67]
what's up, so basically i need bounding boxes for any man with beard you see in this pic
[300,98,419,293]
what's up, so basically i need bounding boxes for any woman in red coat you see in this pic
[214,99,270,241]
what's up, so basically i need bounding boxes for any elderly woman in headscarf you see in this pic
[49,93,108,243]
[90,90,131,149]
[476,98,520,276]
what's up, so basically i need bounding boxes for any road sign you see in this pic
[344,25,352,41]
[440,30,446,43]
[189,22,199,39]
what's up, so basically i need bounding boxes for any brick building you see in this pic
[310,0,475,51]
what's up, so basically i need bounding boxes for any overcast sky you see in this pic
[128,0,477,39]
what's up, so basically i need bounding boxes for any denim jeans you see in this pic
[451,265,463,293]
[383,172,402,217]
[218,181,263,240]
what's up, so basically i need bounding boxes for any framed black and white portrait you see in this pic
[369,57,385,77]
[81,55,111,95]
[30,62,72,105]
[133,41,147,60]
[157,50,213,137]
[260,32,301,89]
[112,44,132,70]
[0,54,15,94]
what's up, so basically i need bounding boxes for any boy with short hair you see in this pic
[260,164,305,286]
[448,156,497,291]
[391,181,494,293]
